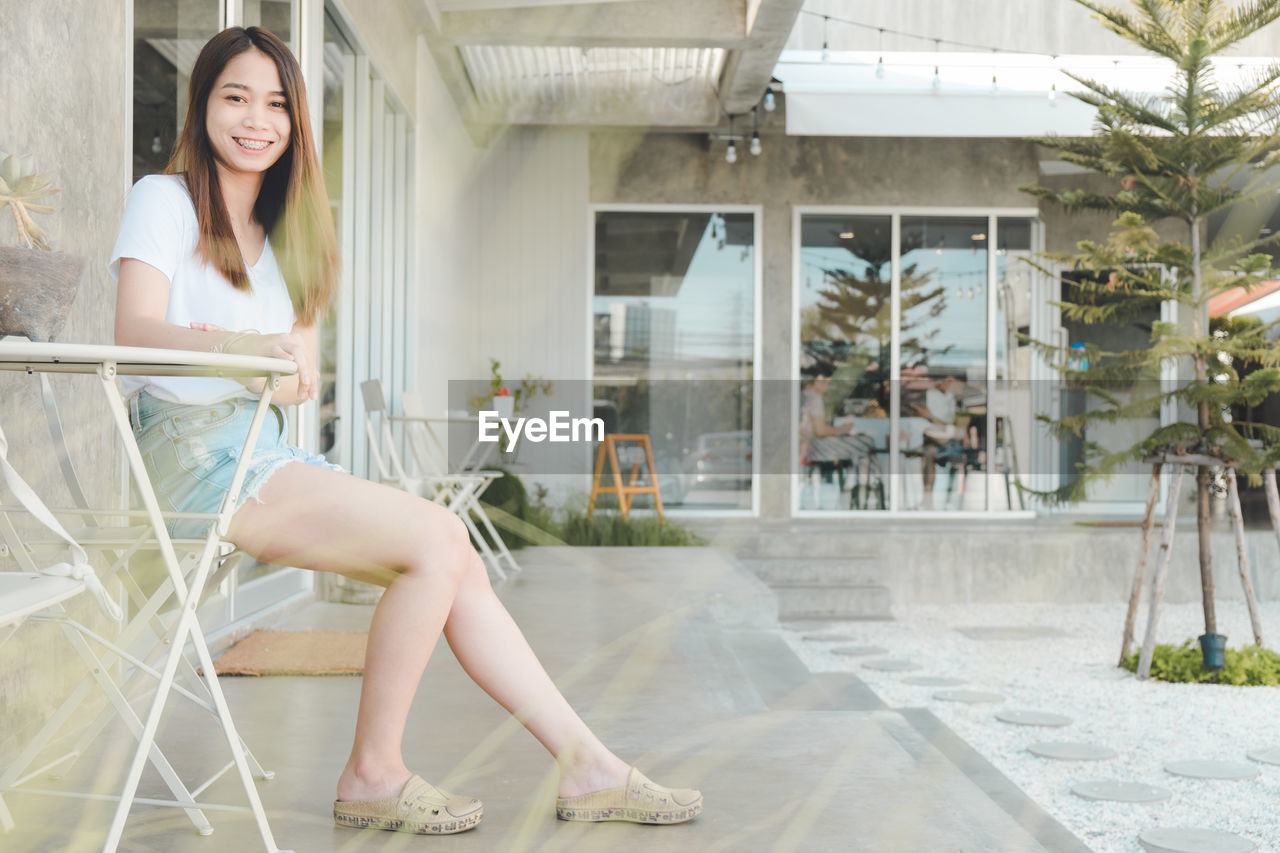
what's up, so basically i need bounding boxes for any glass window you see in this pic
[899,216,989,512]
[132,0,221,183]
[593,211,756,511]
[797,215,892,511]
[797,212,1037,514]
[318,11,354,460]
[243,0,294,48]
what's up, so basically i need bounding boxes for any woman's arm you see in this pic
[115,257,319,404]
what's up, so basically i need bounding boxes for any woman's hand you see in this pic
[190,322,319,401]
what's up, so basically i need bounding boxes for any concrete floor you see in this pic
[4,547,1091,852]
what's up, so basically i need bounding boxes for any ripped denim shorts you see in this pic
[130,390,344,540]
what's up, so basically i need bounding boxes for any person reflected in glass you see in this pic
[111,26,700,836]
[800,363,877,496]
[910,373,970,510]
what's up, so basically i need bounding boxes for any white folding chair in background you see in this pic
[360,380,520,579]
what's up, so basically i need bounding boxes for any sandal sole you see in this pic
[334,810,483,834]
[556,801,702,824]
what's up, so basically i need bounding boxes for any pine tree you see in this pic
[1023,0,1280,639]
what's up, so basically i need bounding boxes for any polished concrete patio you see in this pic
[6,547,1091,852]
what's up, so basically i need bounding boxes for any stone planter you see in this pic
[0,246,86,341]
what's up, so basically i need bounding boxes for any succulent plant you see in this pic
[0,151,61,250]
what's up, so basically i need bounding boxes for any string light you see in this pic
[750,106,762,156]
[725,115,738,164]
[875,27,885,78]
[763,85,776,111]
[821,16,830,62]
[1048,83,1057,104]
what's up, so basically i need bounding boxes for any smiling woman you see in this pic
[111,24,701,840]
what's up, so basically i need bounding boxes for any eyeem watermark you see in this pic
[478,410,604,451]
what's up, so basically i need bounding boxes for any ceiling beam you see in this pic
[440,0,748,47]
[718,0,804,114]
[471,88,721,127]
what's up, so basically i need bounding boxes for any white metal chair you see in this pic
[360,380,520,579]
[0,362,284,852]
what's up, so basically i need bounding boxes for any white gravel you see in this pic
[780,601,1280,853]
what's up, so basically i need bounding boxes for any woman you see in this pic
[111,26,700,835]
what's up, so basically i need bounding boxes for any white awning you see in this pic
[774,50,1276,138]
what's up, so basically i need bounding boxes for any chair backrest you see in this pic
[0,423,120,621]
[362,378,422,487]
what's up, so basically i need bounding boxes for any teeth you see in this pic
[235,138,269,150]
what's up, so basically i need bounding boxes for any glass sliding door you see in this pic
[898,216,988,512]
[592,209,758,512]
[797,215,892,511]
[795,209,1038,516]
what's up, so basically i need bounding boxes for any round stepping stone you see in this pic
[831,645,888,657]
[802,633,862,642]
[1027,742,1117,761]
[1071,780,1172,803]
[1164,760,1259,780]
[1246,746,1280,766]
[1137,827,1256,853]
[934,689,1005,704]
[902,676,968,687]
[861,659,921,672]
[996,710,1073,728]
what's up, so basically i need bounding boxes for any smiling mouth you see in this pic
[233,137,271,151]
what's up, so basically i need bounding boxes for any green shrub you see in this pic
[557,509,706,547]
[479,472,705,548]
[1121,640,1280,685]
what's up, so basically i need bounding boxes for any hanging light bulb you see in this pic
[750,131,762,156]
[763,86,776,112]
[821,16,830,62]
[931,66,941,91]
[726,140,738,164]
[990,74,998,95]
[151,130,162,154]
[711,217,718,240]
[875,56,885,78]
[1048,83,1057,104]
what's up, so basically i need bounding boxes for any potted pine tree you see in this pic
[1022,0,1280,670]
[0,152,85,341]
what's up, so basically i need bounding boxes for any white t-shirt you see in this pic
[924,386,957,425]
[108,174,297,404]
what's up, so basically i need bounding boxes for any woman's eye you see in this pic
[227,95,245,103]
[271,101,287,109]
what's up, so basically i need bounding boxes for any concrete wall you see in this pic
[591,130,1050,518]
[0,0,128,764]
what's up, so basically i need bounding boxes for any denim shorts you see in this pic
[130,390,344,540]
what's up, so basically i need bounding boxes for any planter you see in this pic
[491,394,515,421]
[0,247,86,341]
[1198,632,1227,671]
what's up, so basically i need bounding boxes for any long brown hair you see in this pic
[167,26,337,322]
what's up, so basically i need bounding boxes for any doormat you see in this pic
[213,630,367,676]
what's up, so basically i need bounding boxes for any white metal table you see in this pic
[0,340,297,853]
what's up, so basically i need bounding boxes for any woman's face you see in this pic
[204,48,291,177]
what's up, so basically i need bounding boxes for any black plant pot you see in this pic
[1198,633,1227,671]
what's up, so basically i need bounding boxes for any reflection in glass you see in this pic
[797,216,892,511]
[592,212,755,510]
[243,0,294,47]
[899,217,987,512]
[996,218,1033,510]
[318,11,353,460]
[131,0,220,183]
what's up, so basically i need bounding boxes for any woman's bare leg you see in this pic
[224,463,628,801]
